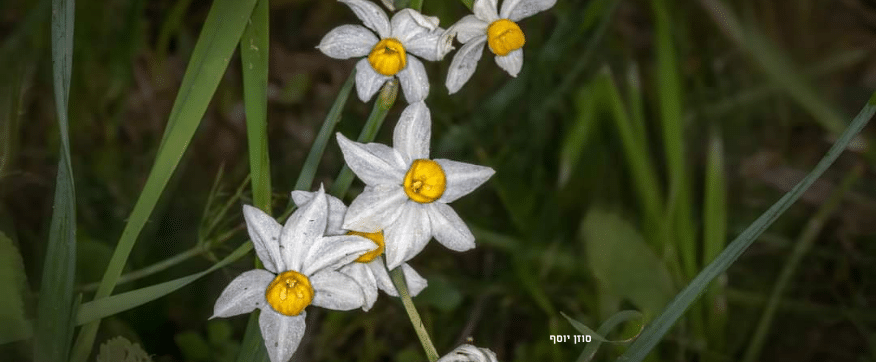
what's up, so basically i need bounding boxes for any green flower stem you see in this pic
[742,165,862,362]
[409,0,423,11]
[329,78,398,198]
[389,264,439,362]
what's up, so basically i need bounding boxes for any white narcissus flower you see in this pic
[211,186,375,362]
[291,190,428,311]
[437,344,500,362]
[442,0,557,94]
[335,101,495,270]
[317,0,452,103]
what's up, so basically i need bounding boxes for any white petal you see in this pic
[473,0,500,22]
[377,263,428,297]
[427,202,475,252]
[392,101,431,164]
[259,308,306,362]
[280,186,329,272]
[500,0,557,21]
[339,0,391,38]
[300,234,376,276]
[448,15,489,44]
[384,202,432,269]
[343,184,408,232]
[391,9,439,43]
[437,344,499,362]
[405,27,450,62]
[212,269,274,318]
[290,190,348,235]
[494,48,523,77]
[242,205,284,273]
[445,36,487,95]
[317,24,378,59]
[435,159,495,203]
[336,133,406,186]
[310,270,366,310]
[355,58,390,102]
[397,56,429,103]
[367,256,396,294]
[340,262,379,311]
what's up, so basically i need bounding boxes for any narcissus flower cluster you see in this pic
[213,0,555,360]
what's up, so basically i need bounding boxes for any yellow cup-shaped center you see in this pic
[348,231,385,263]
[487,19,526,56]
[403,159,446,203]
[265,270,314,316]
[368,38,407,76]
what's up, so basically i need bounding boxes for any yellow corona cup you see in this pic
[265,270,314,316]
[403,159,446,203]
[487,19,526,56]
[368,38,407,76]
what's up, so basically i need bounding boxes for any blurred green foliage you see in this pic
[2,0,876,361]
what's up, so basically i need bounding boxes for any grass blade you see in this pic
[698,0,847,136]
[236,1,272,360]
[240,0,271,212]
[701,131,727,358]
[292,70,356,194]
[33,0,77,360]
[616,92,876,362]
[741,166,861,362]
[75,243,252,326]
[71,0,259,360]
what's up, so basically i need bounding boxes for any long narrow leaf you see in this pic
[240,0,271,212]
[237,1,273,360]
[616,92,876,362]
[292,70,356,194]
[34,0,76,360]
[76,243,252,325]
[71,0,259,360]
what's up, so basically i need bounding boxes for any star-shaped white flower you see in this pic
[317,0,451,103]
[442,0,556,94]
[437,344,500,362]
[211,186,375,362]
[335,101,495,269]
[291,190,428,311]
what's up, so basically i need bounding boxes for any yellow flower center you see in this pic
[486,19,526,56]
[264,270,314,316]
[403,159,446,203]
[368,38,407,76]
[348,231,385,263]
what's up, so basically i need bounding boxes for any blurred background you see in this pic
[2,0,876,361]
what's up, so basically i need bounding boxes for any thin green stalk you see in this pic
[742,166,862,362]
[702,131,727,360]
[329,78,398,198]
[240,0,271,212]
[292,70,356,194]
[389,262,439,361]
[78,246,203,292]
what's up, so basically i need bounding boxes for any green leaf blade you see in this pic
[34,0,77,360]
[71,0,259,360]
[617,93,876,362]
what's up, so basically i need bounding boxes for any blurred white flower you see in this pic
[437,344,499,362]
[290,190,428,311]
[335,101,495,269]
[211,186,375,362]
[317,0,451,103]
[442,0,556,93]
